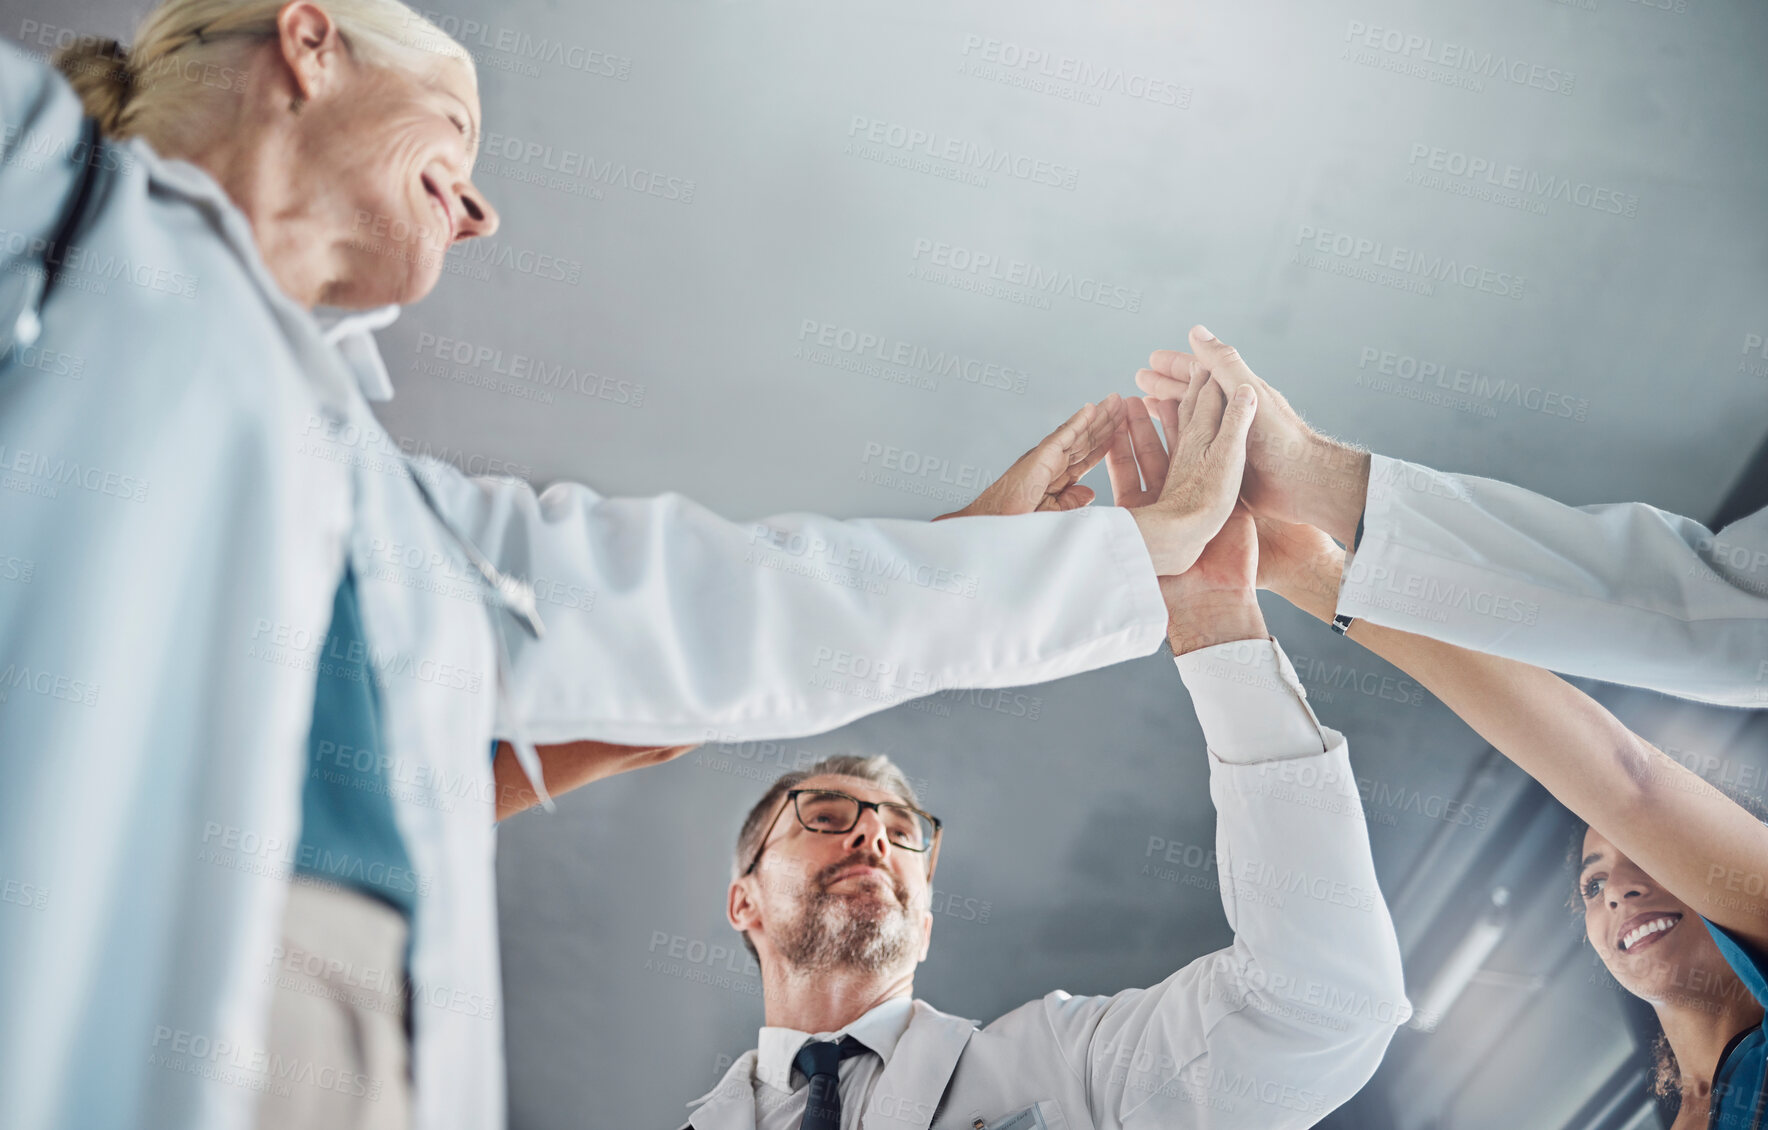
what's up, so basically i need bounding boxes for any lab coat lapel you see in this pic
[684,1050,761,1130]
[860,1001,976,1130]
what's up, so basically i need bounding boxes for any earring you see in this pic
[289,94,305,113]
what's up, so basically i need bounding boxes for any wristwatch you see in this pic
[1330,511,1366,635]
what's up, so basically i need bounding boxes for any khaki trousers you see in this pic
[251,878,412,1130]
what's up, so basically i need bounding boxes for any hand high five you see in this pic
[1104,392,1268,652]
[1105,362,1259,577]
[1137,326,1370,549]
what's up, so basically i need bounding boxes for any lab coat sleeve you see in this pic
[412,458,1169,745]
[1338,453,1768,707]
[1039,639,1409,1129]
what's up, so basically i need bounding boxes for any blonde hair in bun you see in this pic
[51,0,472,151]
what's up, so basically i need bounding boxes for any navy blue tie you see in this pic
[793,1036,865,1130]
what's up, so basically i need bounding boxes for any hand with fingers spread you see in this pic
[1135,326,1371,549]
[1101,369,1259,577]
[934,394,1129,520]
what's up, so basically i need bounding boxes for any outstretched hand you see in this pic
[936,395,1128,520]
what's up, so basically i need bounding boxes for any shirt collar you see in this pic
[754,996,915,1093]
[313,304,402,402]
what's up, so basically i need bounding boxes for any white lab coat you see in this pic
[0,44,1167,1130]
[1338,454,1768,707]
[683,643,1411,1130]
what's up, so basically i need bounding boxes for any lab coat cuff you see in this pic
[1206,723,1357,811]
[1097,505,1170,639]
[1174,638,1328,763]
[1335,453,1455,621]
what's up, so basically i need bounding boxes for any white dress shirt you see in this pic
[750,996,917,1126]
[685,638,1411,1130]
[1338,453,1768,707]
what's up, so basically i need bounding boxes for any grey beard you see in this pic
[775,882,917,974]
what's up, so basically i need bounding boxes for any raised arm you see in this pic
[1137,326,1768,707]
[415,394,1255,747]
[1261,516,1768,956]
[1036,392,1408,1129]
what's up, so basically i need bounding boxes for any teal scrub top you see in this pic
[1702,916,1768,1129]
[295,567,422,916]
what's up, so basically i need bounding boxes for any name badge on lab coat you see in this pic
[976,1104,1050,1130]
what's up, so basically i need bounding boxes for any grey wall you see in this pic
[10,0,1768,1127]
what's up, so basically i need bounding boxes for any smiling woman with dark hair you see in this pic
[1565,787,1768,1117]
[1247,514,1768,1130]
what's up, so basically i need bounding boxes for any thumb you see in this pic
[1207,385,1258,473]
[1219,383,1257,437]
[1188,325,1255,382]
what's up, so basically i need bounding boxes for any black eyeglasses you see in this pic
[744,789,943,876]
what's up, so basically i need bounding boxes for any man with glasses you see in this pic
[682,495,1413,1130]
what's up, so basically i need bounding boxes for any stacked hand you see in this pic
[941,385,1260,583]
[943,333,1356,647]
[1136,326,1371,551]
[1102,381,1267,654]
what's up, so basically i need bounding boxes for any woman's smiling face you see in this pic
[1580,827,1725,1002]
[304,49,497,306]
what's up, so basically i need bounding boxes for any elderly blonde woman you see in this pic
[0,2,1262,1128]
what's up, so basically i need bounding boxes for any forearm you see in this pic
[1345,622,1651,822]
[1274,551,1651,818]
[493,740,694,820]
[1181,642,1408,1076]
[1077,641,1405,1127]
[1276,555,1768,925]
[1276,436,1370,550]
